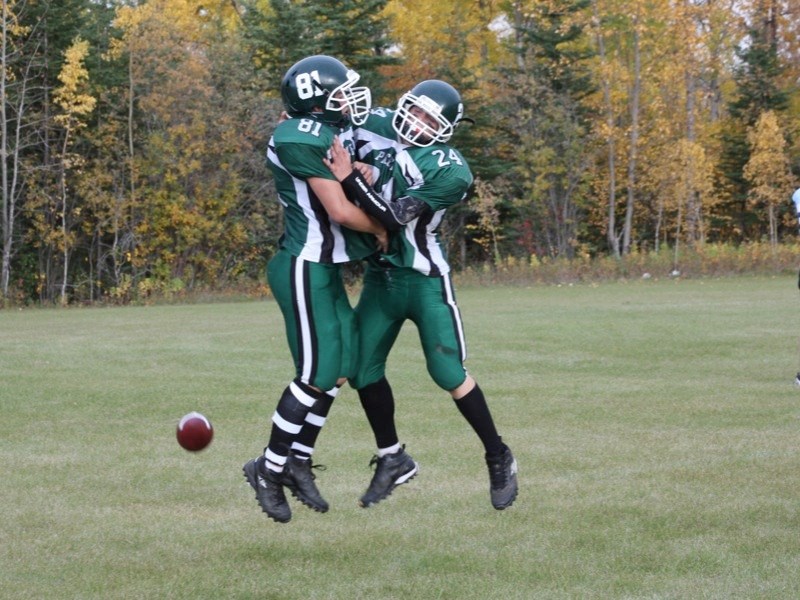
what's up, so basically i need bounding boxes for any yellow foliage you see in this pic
[2,0,30,39]
[744,110,793,207]
[468,178,503,263]
[53,38,96,122]
[743,110,794,245]
[382,0,510,95]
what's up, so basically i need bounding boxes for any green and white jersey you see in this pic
[389,144,473,276]
[353,107,400,197]
[267,116,375,264]
[354,108,473,277]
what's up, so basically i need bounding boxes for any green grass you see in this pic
[2,275,800,599]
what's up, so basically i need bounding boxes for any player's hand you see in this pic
[369,217,389,254]
[354,161,374,185]
[374,224,389,253]
[322,136,354,182]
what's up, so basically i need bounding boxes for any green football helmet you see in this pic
[280,55,371,126]
[392,80,465,146]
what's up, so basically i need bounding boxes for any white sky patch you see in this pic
[489,13,512,40]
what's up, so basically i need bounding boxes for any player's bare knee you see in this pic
[450,375,476,400]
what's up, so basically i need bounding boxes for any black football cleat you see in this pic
[485,443,518,510]
[243,455,291,523]
[281,453,329,513]
[359,446,419,508]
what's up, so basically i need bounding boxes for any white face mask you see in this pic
[326,70,372,126]
[392,92,455,146]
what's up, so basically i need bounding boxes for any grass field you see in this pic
[2,275,799,599]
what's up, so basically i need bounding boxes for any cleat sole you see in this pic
[242,461,291,523]
[359,462,419,508]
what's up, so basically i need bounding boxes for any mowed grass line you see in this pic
[1,276,799,599]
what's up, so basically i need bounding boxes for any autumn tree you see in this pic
[743,110,793,246]
[585,0,733,261]
[107,0,270,298]
[589,0,622,257]
[650,139,714,269]
[468,178,503,264]
[625,0,722,257]
[51,38,96,304]
[0,0,109,303]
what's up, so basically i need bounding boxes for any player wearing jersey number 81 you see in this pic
[242,55,386,524]
[325,79,519,511]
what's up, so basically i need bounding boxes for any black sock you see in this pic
[453,383,503,455]
[358,377,399,449]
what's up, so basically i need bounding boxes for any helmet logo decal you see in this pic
[295,70,326,100]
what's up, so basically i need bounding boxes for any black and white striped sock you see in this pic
[264,379,327,473]
[290,384,339,460]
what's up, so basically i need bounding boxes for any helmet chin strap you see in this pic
[308,107,349,128]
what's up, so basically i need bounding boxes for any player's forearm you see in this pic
[340,171,427,230]
[340,171,402,231]
[329,199,385,235]
[308,176,381,234]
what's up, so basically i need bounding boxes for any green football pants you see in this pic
[352,263,468,392]
[267,249,357,391]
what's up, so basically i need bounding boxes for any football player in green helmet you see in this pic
[392,79,465,146]
[242,55,386,524]
[325,79,519,511]
[280,54,372,126]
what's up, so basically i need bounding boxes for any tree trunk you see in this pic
[59,130,71,305]
[1,3,35,299]
[593,0,619,258]
[769,203,777,248]
[1,2,10,298]
[623,14,640,256]
[684,70,700,246]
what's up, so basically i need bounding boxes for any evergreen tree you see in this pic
[242,0,396,98]
[241,0,313,94]
[512,0,594,109]
[491,0,595,259]
[311,0,397,98]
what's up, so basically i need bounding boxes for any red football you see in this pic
[176,412,214,451]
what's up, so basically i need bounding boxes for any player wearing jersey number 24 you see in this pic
[325,80,519,511]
